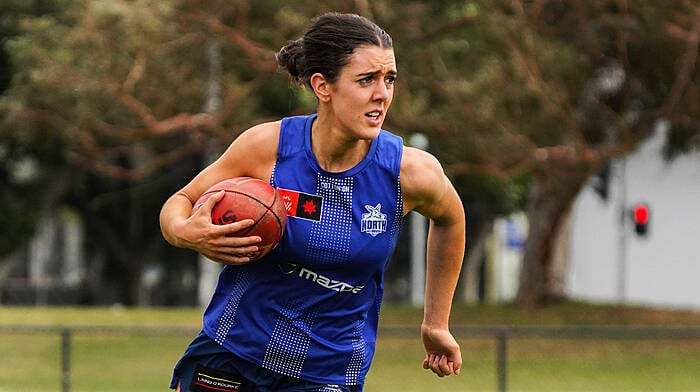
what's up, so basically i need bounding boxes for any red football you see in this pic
[194,177,286,261]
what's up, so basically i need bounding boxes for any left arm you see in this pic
[401,146,466,377]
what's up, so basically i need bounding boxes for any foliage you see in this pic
[0,0,69,255]
[0,0,345,302]
[383,0,700,304]
[0,0,698,304]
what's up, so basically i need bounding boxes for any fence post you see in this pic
[496,329,508,392]
[61,328,71,392]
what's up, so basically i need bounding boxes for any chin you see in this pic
[361,127,382,140]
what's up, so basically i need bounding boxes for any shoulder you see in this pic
[401,146,461,220]
[401,147,445,201]
[215,120,282,181]
[236,115,313,147]
[232,120,282,148]
[177,120,283,198]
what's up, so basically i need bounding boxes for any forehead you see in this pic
[343,45,397,75]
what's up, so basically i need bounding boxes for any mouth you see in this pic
[365,110,383,121]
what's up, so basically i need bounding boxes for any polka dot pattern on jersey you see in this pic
[214,269,250,345]
[345,320,366,385]
[306,175,353,265]
[261,299,316,378]
[392,177,403,235]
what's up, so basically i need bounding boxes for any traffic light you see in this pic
[632,203,650,237]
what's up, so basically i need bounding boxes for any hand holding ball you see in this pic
[194,177,286,261]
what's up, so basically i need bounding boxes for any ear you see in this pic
[310,72,331,103]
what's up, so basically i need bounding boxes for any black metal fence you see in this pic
[382,325,700,392]
[2,324,700,392]
[0,324,198,392]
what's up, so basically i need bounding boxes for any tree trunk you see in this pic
[515,161,593,306]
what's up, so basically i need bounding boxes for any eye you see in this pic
[385,75,397,85]
[358,75,375,85]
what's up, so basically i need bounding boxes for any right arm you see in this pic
[159,120,280,264]
[401,146,465,378]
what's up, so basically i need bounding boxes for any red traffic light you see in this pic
[633,204,649,224]
[632,203,650,237]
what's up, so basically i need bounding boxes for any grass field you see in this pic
[1,302,700,391]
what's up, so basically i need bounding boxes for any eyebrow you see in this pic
[356,69,398,78]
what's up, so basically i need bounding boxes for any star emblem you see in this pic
[302,200,317,215]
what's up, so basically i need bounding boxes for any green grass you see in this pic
[367,335,700,391]
[1,302,700,391]
[70,335,188,391]
[0,305,202,327]
[504,338,700,392]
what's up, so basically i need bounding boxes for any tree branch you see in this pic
[663,5,700,116]
[186,10,278,73]
[66,139,204,181]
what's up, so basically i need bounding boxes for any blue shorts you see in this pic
[170,331,362,392]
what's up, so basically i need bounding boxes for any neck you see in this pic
[311,116,372,172]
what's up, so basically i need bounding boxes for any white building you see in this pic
[568,121,700,310]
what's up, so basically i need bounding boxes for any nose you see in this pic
[373,80,391,101]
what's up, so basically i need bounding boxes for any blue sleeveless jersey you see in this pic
[201,114,404,386]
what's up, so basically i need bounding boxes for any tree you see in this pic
[0,0,70,268]
[0,0,299,303]
[505,0,699,305]
[0,0,380,304]
[2,0,698,306]
[393,0,699,305]
[367,0,699,305]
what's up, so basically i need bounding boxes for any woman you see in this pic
[160,12,465,392]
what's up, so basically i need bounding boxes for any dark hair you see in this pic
[276,12,393,87]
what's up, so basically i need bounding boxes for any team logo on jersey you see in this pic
[361,203,387,237]
[277,188,323,221]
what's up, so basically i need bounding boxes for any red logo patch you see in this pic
[277,188,323,221]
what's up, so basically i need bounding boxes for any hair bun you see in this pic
[276,39,305,86]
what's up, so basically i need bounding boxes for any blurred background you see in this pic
[2,1,700,391]
[2,0,699,310]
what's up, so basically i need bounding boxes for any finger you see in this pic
[215,243,261,256]
[205,246,260,264]
[208,189,226,204]
[213,219,258,237]
[201,252,251,265]
[439,355,453,376]
[220,256,253,265]
[204,190,225,211]
[430,355,444,377]
[423,354,433,370]
[191,190,224,216]
[453,352,463,375]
